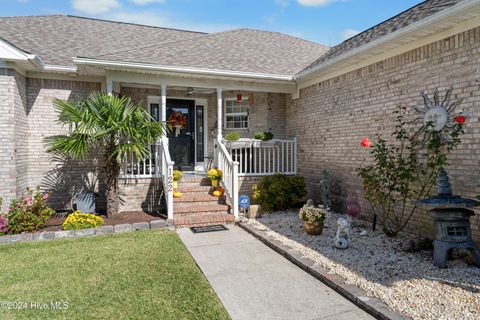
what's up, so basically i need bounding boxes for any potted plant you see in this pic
[207,168,223,187]
[225,132,240,142]
[299,203,328,235]
[172,170,183,189]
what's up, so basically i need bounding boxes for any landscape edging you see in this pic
[0,220,169,245]
[238,222,409,320]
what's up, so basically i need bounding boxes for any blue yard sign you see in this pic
[239,195,250,209]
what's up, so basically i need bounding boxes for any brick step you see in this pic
[180,176,210,184]
[174,203,230,215]
[174,212,235,228]
[176,185,213,193]
[174,194,225,204]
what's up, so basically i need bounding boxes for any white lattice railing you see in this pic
[120,138,174,220]
[217,138,239,219]
[225,138,297,176]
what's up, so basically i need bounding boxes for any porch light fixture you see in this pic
[236,93,242,103]
[186,87,194,96]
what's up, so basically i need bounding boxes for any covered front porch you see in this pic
[98,69,297,224]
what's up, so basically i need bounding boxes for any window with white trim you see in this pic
[224,97,249,129]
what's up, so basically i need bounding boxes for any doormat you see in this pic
[190,224,229,233]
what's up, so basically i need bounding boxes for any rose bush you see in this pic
[4,188,55,234]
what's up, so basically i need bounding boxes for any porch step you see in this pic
[176,185,213,193]
[180,176,210,184]
[174,212,235,228]
[174,194,225,204]
[173,203,230,215]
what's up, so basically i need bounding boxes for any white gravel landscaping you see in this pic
[247,210,480,320]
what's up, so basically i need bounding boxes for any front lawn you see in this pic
[0,230,230,320]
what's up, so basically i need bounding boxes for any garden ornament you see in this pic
[414,88,469,141]
[335,216,351,249]
[319,170,331,209]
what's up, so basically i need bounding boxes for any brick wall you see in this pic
[287,27,480,241]
[238,176,262,197]
[118,178,164,213]
[26,78,103,210]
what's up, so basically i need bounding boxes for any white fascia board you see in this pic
[0,38,77,73]
[73,58,294,82]
[44,64,78,73]
[295,0,480,80]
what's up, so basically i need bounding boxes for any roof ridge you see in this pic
[229,27,328,48]
[93,32,211,59]
[336,0,430,45]
[65,15,207,34]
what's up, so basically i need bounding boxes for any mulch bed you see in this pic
[43,211,164,231]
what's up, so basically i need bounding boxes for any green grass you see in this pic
[0,230,230,320]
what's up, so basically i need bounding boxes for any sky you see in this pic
[2,0,423,46]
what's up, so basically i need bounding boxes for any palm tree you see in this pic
[46,92,165,216]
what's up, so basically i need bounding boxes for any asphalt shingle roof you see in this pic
[0,1,466,77]
[86,28,329,75]
[301,0,465,74]
[0,15,205,67]
[0,15,328,75]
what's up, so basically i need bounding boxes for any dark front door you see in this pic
[167,99,195,171]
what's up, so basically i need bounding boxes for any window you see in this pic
[225,98,249,129]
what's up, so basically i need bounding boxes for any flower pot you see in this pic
[303,221,324,235]
[211,180,218,187]
[173,181,178,189]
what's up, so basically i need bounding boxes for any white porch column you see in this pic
[161,83,167,123]
[216,87,223,141]
[106,79,113,96]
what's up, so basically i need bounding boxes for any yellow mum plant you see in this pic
[62,211,104,230]
[207,168,223,181]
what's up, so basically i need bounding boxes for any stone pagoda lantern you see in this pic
[418,170,480,268]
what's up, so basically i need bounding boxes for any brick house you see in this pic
[1,0,479,235]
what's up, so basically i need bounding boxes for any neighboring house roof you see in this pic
[84,28,329,76]
[0,15,205,67]
[301,0,464,74]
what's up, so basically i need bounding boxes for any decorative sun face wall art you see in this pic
[414,88,469,141]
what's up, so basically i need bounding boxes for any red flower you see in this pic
[454,115,466,124]
[361,137,372,148]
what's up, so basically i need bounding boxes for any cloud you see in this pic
[274,0,289,8]
[297,0,332,6]
[341,28,360,40]
[71,0,121,15]
[130,0,165,5]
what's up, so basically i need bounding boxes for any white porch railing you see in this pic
[225,138,297,176]
[216,138,239,219]
[120,138,174,220]
[159,138,174,221]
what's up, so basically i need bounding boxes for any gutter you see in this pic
[295,0,480,80]
[73,58,294,82]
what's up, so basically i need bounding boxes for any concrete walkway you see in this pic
[177,225,374,320]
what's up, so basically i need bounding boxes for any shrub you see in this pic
[207,168,223,181]
[0,197,7,235]
[173,170,183,182]
[299,205,328,223]
[62,211,104,230]
[253,131,274,141]
[225,132,240,142]
[252,174,306,211]
[5,188,55,234]
[0,211,8,234]
[357,104,465,237]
